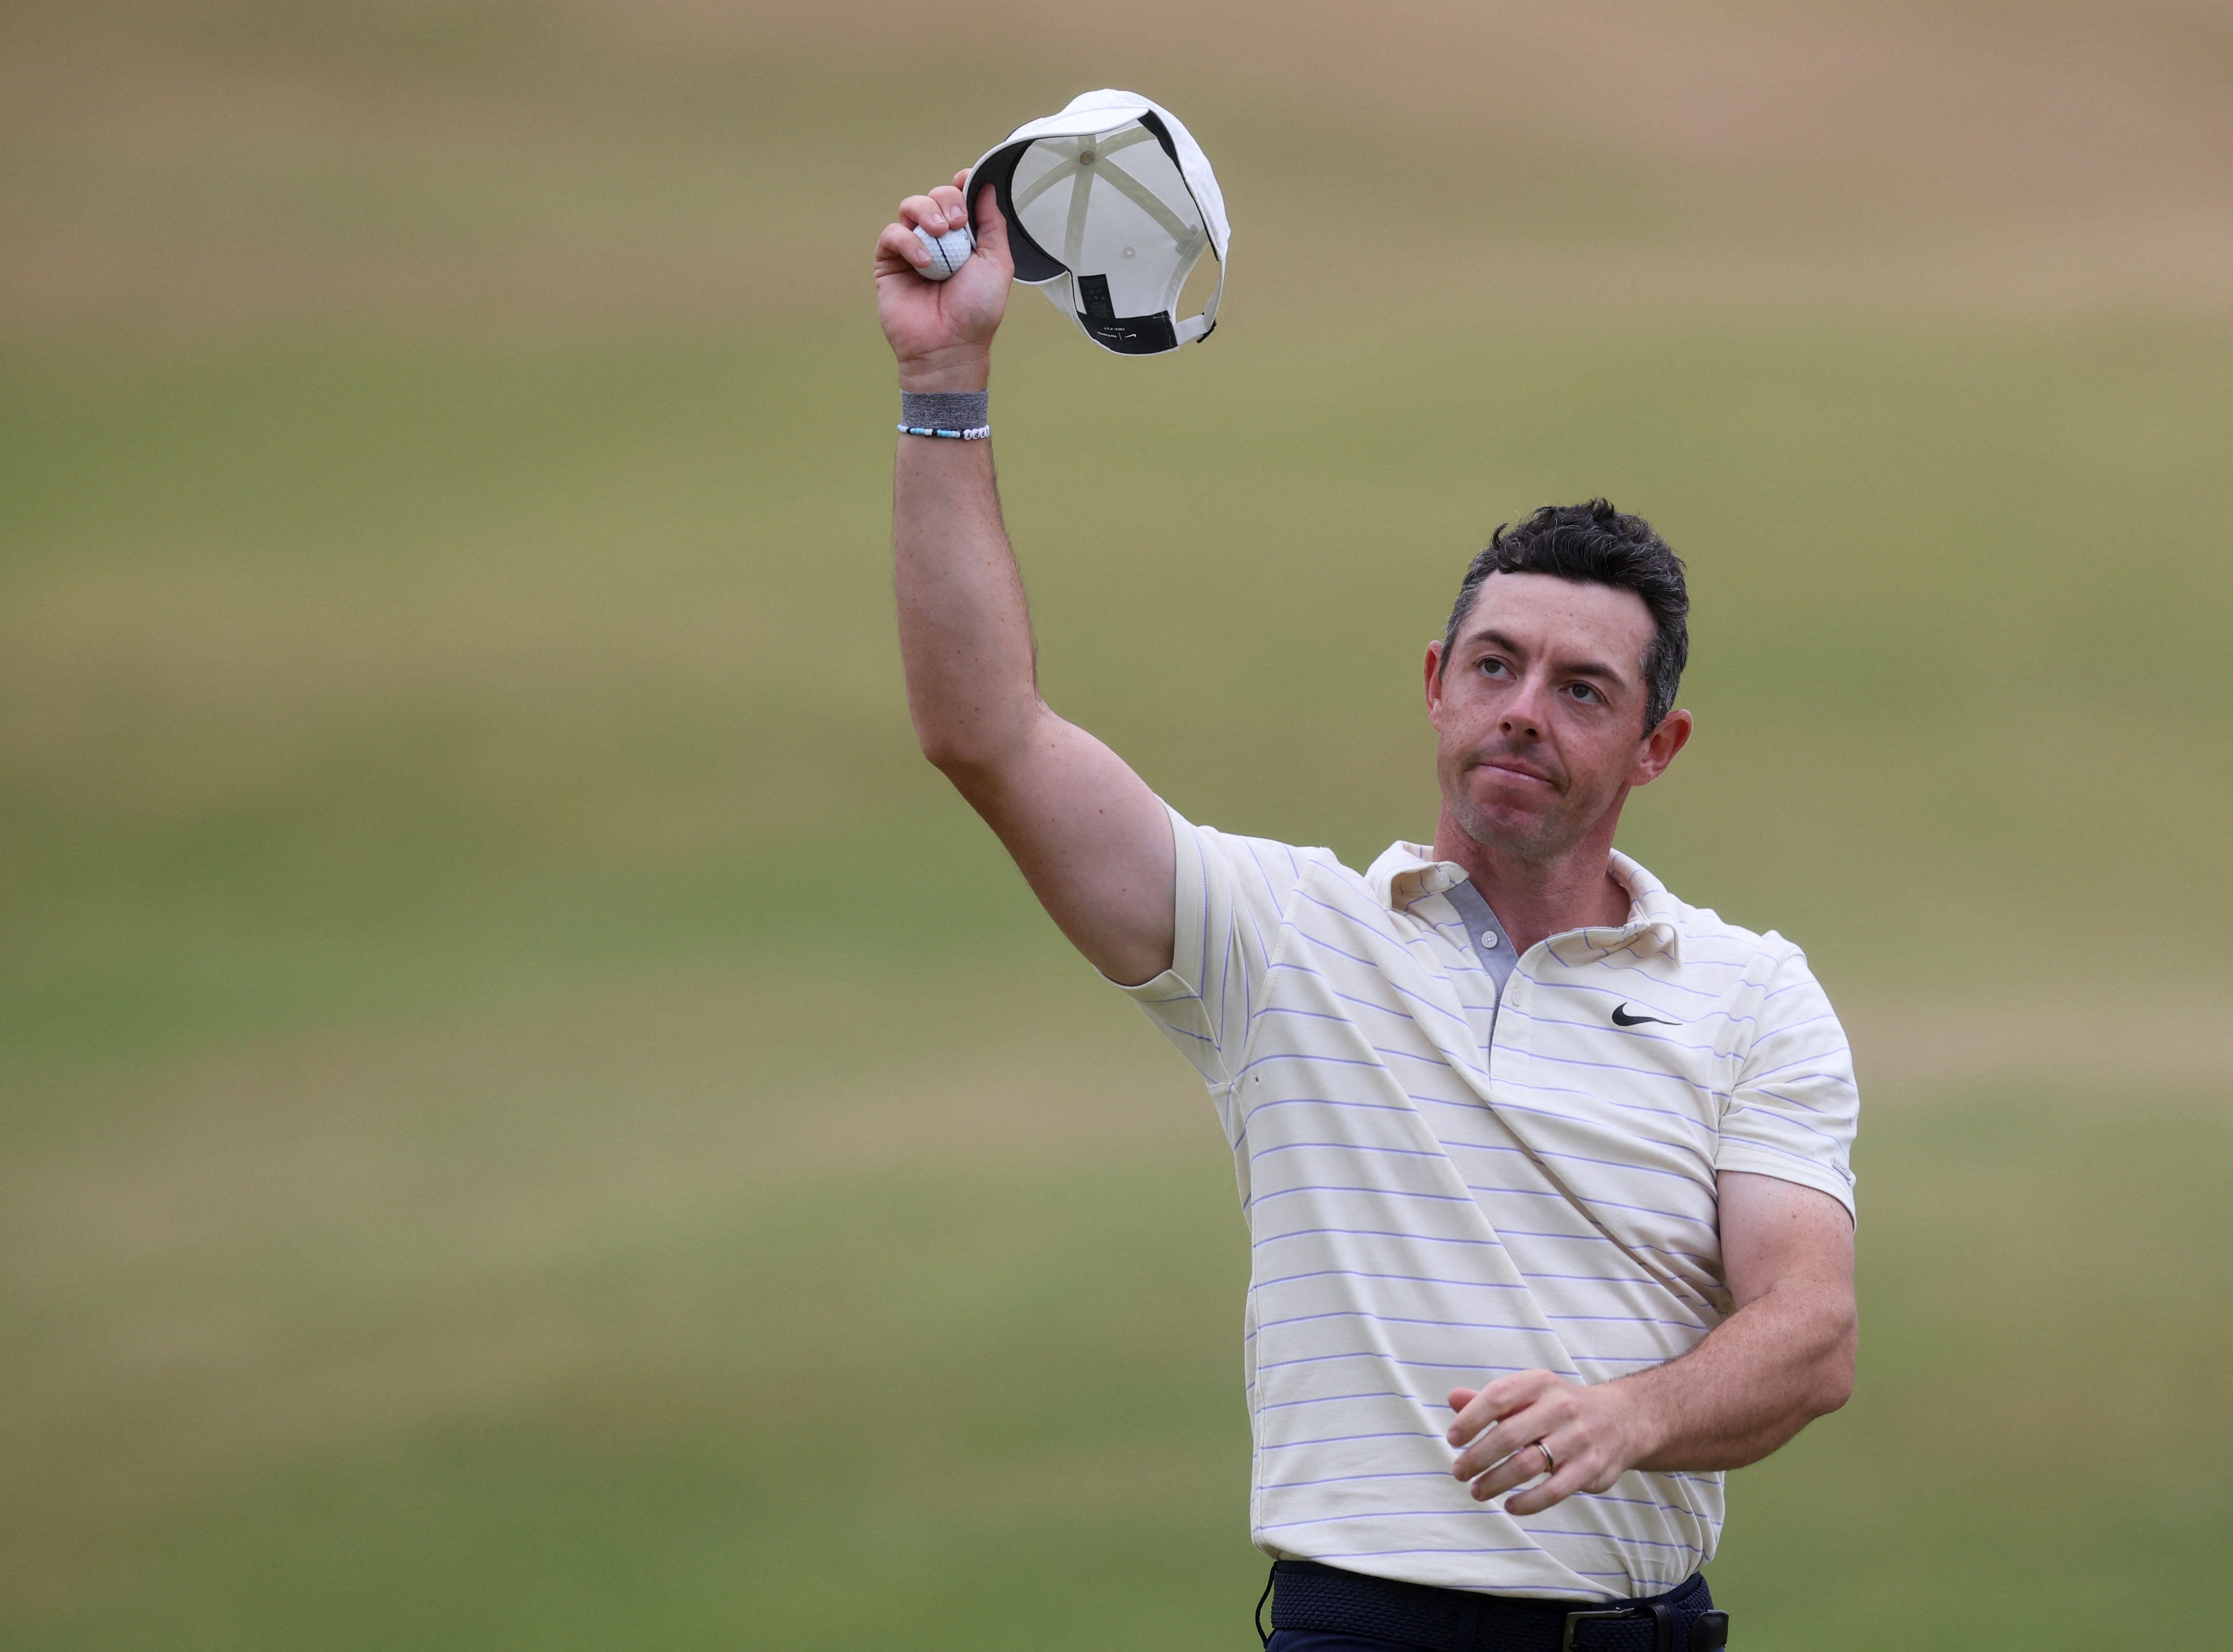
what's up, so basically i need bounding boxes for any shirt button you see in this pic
[1479,932,1500,950]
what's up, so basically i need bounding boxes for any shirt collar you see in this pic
[1364,841,1468,911]
[1365,841,1685,964]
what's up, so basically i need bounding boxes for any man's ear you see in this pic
[1630,708,1693,787]
[1423,640,1447,728]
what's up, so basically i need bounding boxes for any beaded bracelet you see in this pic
[898,389,989,441]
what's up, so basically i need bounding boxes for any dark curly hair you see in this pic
[1439,499,1690,733]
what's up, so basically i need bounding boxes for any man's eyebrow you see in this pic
[1462,626,1631,685]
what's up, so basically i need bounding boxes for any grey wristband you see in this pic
[898,389,989,440]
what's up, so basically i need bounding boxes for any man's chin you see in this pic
[1451,798,1563,857]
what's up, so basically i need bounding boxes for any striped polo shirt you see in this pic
[1118,806,1858,1600]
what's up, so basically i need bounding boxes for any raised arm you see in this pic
[875,174,1175,986]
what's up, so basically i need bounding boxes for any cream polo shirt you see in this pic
[1118,807,1858,1601]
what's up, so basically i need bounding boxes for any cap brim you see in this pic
[965,141,1065,285]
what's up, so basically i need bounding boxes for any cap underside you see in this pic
[974,115,1214,354]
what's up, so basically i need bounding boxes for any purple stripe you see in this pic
[1257,1266,1529,1292]
[1253,1226,1507,1251]
[1546,1311,1709,1333]
[1741,1043,1855,1088]
[1257,1429,1443,1452]
[1254,1003,1370,1028]
[1523,1528,1700,1552]
[1236,1050,1397,1082]
[1530,1146,1716,1189]
[1515,1045,1729,1091]
[1486,1072,1723,1138]
[1252,1140,1453,1162]
[1718,1140,1855,1184]
[1520,1271,1721,1314]
[1239,835,1292,917]
[1256,1389,1418,1413]
[1258,1508,1518,1532]
[1258,1350,1547,1375]
[1253,1184,1480,1208]
[1454,1093,1701,1162]
[1551,968,1735,1005]
[1459,1183,1714,1230]
[1295,1545,1559,1562]
[1731,1097,1850,1150]
[1747,1078,1854,1115]
[1260,1468,1451,1491]
[1256,1306,1563,1336]
[1270,937,1478,1032]
[1497,1230,1717,1265]
[1242,1096,1418,1127]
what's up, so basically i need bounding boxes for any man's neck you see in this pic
[1429,806,1633,956]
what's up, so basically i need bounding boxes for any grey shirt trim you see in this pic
[1443,879,1518,1042]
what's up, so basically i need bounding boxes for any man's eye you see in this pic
[1478,657,1509,677]
[1567,683,1598,702]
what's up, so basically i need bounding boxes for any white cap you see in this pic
[967,90,1229,357]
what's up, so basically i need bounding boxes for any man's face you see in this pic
[1425,571,1686,862]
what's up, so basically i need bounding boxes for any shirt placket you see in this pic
[1440,878,1518,1056]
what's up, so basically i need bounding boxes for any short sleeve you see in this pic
[1715,944,1859,1219]
[1110,803,1314,1089]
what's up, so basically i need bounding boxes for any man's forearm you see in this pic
[1447,1216,1855,1516]
[892,367,1046,775]
[1617,1277,1856,1472]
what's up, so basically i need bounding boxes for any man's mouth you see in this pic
[1474,756,1557,790]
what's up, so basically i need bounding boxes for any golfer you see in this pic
[874,179,1857,1652]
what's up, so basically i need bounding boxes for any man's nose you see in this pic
[1500,674,1549,738]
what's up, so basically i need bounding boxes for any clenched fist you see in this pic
[874,171,1015,392]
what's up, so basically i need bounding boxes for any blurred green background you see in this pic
[3,2,2230,1647]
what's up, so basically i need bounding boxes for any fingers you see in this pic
[1446,1370,1552,1451]
[1446,1370,1636,1517]
[875,219,931,277]
[1502,1451,1590,1518]
[899,188,967,236]
[969,176,1009,259]
[1462,1423,1562,1503]
[1451,1390,1559,1483]
[875,170,1011,292]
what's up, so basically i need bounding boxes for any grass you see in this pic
[6,317,2230,1058]
[7,992,2227,1648]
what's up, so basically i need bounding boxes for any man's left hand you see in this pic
[1445,1370,1656,1517]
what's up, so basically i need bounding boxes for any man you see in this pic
[874,176,1857,1651]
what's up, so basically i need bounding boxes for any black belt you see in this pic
[1262,1560,1728,1652]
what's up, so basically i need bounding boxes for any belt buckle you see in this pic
[1559,1604,1646,1652]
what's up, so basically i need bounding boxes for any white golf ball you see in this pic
[913,223,975,281]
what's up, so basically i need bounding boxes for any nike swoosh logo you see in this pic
[1611,1004,1678,1028]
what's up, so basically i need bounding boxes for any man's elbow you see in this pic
[1806,1304,1859,1418]
[915,727,977,775]
[917,733,1015,804]
[911,701,1043,788]
[910,707,999,779]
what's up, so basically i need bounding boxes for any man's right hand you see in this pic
[874,171,1015,392]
